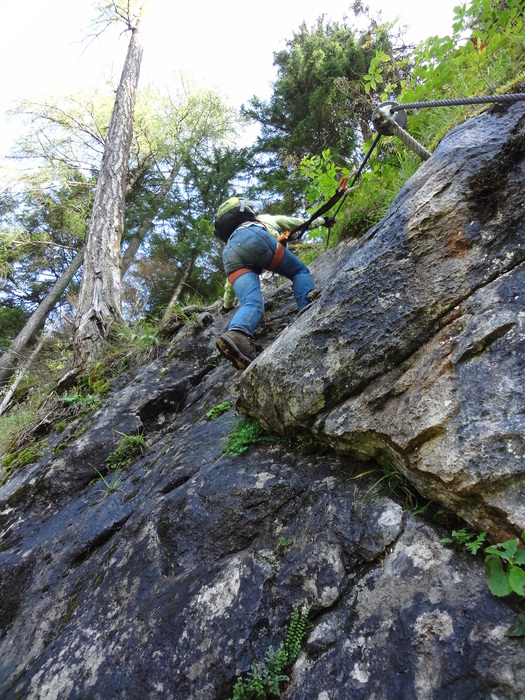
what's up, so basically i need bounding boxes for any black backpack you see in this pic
[213,197,258,243]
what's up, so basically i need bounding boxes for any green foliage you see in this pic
[256,536,295,567]
[246,16,394,161]
[338,144,420,240]
[442,529,525,636]
[484,533,525,599]
[0,389,64,484]
[1,444,44,484]
[229,604,312,699]
[231,646,289,699]
[353,462,423,510]
[506,612,525,638]
[365,0,525,145]
[297,149,349,245]
[162,304,201,326]
[205,401,232,420]
[275,536,294,557]
[0,168,90,320]
[284,604,312,664]
[113,322,160,366]
[0,307,29,350]
[59,389,101,408]
[93,468,126,500]
[299,150,349,208]
[441,528,488,555]
[117,325,158,349]
[223,418,278,457]
[105,431,146,470]
[63,594,79,624]
[0,400,38,463]
[327,0,525,242]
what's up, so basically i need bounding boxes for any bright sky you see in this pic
[0,0,461,156]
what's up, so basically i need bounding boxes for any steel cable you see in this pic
[392,93,525,111]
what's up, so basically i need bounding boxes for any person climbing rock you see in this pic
[213,197,330,370]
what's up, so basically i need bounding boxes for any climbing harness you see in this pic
[285,91,525,244]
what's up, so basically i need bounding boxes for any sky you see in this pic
[0,0,461,157]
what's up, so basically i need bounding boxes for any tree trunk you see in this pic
[73,19,144,369]
[121,159,182,275]
[0,247,84,388]
[0,335,46,416]
[161,258,195,323]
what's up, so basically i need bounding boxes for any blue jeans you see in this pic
[222,224,314,337]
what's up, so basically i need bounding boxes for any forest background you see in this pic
[0,0,524,453]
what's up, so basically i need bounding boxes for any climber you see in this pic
[214,197,332,370]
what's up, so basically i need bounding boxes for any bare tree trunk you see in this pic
[121,160,182,275]
[0,336,46,416]
[73,19,144,369]
[0,247,84,388]
[161,258,195,323]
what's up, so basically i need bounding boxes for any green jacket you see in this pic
[222,214,327,308]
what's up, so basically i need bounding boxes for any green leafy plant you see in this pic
[105,431,146,470]
[298,149,349,246]
[275,536,294,557]
[365,0,525,144]
[484,533,525,599]
[343,0,525,247]
[352,462,423,510]
[441,528,488,555]
[102,321,161,369]
[223,418,278,457]
[229,603,312,699]
[442,529,525,637]
[59,389,100,407]
[116,323,158,349]
[484,532,525,637]
[256,536,295,567]
[284,603,312,664]
[205,401,232,420]
[299,149,349,208]
[1,443,45,485]
[93,468,125,500]
[162,303,201,326]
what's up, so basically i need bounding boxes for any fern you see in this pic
[229,603,312,699]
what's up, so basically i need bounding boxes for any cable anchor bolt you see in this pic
[372,101,408,136]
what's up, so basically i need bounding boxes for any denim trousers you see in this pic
[222,224,314,337]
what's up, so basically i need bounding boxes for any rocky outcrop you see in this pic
[1,101,524,699]
[239,100,525,545]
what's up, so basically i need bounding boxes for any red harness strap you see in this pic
[267,242,285,270]
[228,268,253,285]
[227,242,285,284]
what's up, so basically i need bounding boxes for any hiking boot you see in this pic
[295,288,323,319]
[216,330,257,370]
[306,287,323,303]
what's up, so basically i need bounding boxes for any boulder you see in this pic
[239,100,525,543]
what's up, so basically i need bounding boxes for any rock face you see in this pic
[1,101,525,699]
[239,100,525,545]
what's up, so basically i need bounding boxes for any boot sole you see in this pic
[216,336,253,370]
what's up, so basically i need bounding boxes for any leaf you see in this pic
[506,612,525,638]
[509,565,525,597]
[485,555,512,597]
[501,538,519,560]
[485,538,518,562]
[512,549,525,566]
